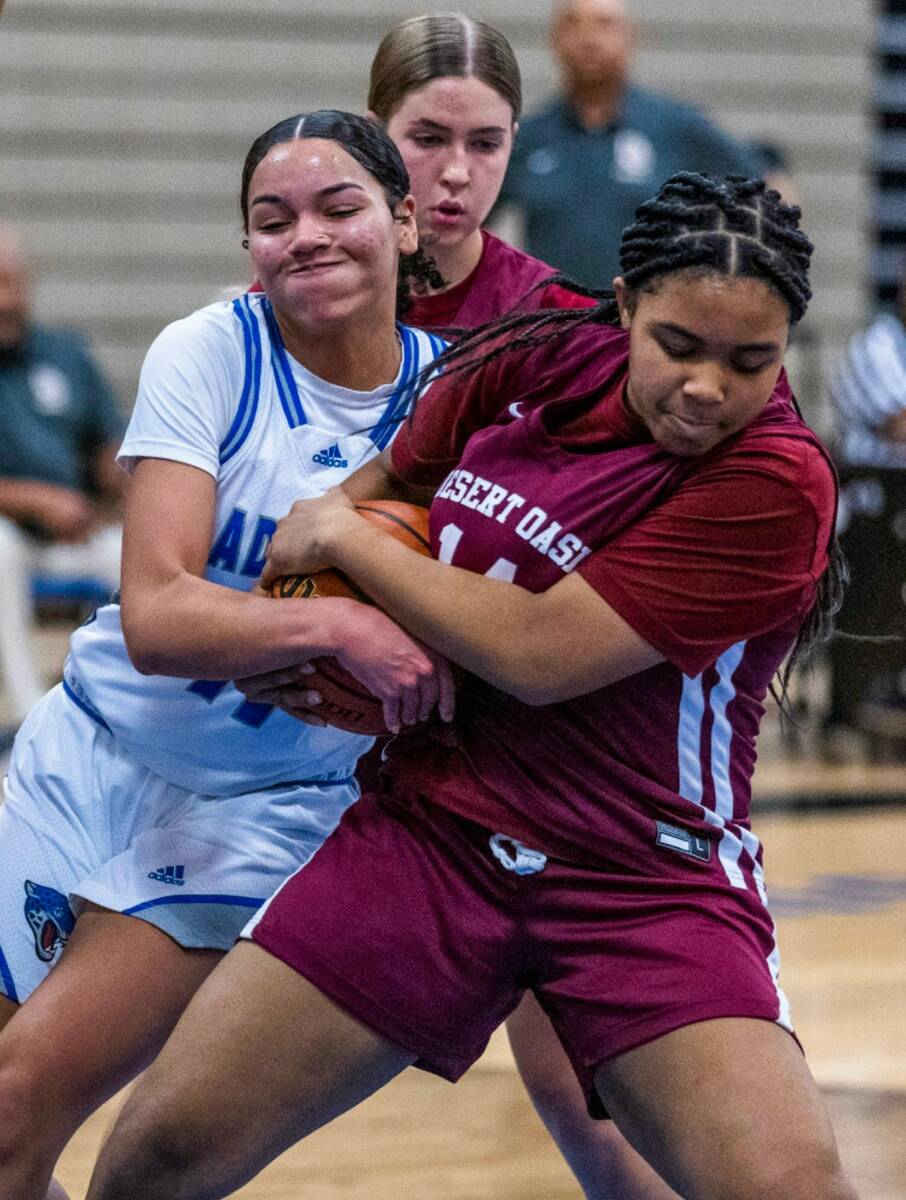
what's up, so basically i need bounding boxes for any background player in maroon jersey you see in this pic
[371,13,594,333]
[85,174,856,1200]
[370,15,672,1199]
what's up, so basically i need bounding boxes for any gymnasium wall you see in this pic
[1,0,872,419]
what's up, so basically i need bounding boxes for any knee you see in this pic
[89,1115,222,1200]
[709,1146,857,1200]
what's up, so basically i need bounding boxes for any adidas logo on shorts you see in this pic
[148,864,186,886]
[312,442,349,468]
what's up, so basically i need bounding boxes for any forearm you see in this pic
[121,570,355,679]
[0,478,69,521]
[326,518,569,702]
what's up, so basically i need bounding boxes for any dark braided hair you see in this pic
[411,171,845,695]
[239,109,441,318]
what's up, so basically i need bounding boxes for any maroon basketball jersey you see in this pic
[406,230,595,333]
[387,323,836,886]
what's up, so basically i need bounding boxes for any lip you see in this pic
[668,411,720,430]
[286,260,344,276]
[429,203,467,227]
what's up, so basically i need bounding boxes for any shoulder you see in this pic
[27,323,95,364]
[506,320,628,396]
[396,322,450,366]
[713,406,836,526]
[510,99,568,153]
[479,231,558,285]
[623,82,711,129]
[143,299,245,372]
[851,312,905,360]
[624,83,751,154]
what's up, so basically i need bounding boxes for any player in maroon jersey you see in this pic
[85,175,857,1200]
[371,20,650,1200]
[369,13,594,334]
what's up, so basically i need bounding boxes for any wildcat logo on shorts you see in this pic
[23,880,76,963]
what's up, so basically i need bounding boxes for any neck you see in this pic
[425,229,485,292]
[565,77,624,128]
[272,305,401,391]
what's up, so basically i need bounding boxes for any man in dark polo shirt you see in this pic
[495,0,761,287]
[0,227,125,722]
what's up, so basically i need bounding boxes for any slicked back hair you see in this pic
[368,13,522,122]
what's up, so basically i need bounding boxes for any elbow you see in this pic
[121,601,169,675]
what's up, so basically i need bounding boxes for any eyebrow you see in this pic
[406,118,507,136]
[653,321,780,353]
[250,182,368,209]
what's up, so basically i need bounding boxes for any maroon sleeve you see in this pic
[579,446,836,676]
[391,339,525,487]
[536,284,597,312]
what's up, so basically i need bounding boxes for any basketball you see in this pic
[269,501,431,734]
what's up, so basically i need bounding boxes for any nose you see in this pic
[440,144,470,189]
[288,219,331,254]
[682,364,725,408]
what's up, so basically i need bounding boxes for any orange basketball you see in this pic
[269,501,431,734]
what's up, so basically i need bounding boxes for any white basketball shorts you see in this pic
[0,684,357,1003]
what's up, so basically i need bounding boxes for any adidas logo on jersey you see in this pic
[312,442,348,468]
[148,865,186,886]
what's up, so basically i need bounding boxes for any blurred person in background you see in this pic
[0,226,124,724]
[493,0,761,287]
[823,273,906,754]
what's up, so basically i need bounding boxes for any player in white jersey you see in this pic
[0,110,451,1200]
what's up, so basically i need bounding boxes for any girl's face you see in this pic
[383,76,515,254]
[246,137,416,331]
[617,271,791,457]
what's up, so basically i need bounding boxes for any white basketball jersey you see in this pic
[66,294,446,796]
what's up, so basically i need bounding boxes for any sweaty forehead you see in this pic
[250,138,373,193]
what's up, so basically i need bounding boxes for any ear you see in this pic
[613,276,632,329]
[365,109,382,125]
[395,194,419,256]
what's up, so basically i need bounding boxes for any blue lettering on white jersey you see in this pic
[66,295,447,797]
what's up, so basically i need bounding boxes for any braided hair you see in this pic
[412,171,845,694]
[239,109,442,318]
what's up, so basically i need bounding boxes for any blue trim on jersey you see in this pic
[0,943,19,1003]
[371,325,419,451]
[123,894,264,915]
[62,678,112,733]
[220,297,264,465]
[262,299,306,429]
[262,308,437,448]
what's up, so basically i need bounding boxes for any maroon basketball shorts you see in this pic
[247,791,794,1114]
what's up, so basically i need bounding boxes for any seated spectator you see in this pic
[825,287,906,751]
[0,226,125,723]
